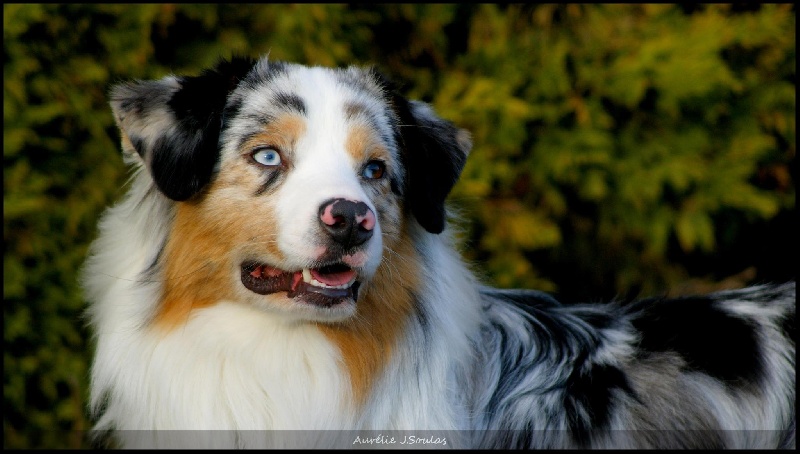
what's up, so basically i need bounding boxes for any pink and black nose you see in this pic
[318,198,376,249]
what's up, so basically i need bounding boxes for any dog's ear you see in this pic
[109,57,256,201]
[385,89,472,234]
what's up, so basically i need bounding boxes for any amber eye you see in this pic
[252,148,281,167]
[362,161,385,180]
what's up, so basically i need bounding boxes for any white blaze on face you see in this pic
[273,67,384,274]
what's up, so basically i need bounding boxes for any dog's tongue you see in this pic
[310,268,356,287]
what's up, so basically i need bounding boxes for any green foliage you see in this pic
[4,4,794,448]
[442,4,794,294]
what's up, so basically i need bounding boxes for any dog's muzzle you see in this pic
[239,198,375,308]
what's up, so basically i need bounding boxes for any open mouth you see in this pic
[241,261,360,307]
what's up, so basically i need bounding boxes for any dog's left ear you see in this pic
[109,57,256,201]
[386,92,472,234]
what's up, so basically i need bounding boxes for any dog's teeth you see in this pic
[301,267,353,289]
[311,278,332,288]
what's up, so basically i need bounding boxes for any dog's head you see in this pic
[110,56,471,322]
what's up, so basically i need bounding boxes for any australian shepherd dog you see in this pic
[84,55,795,449]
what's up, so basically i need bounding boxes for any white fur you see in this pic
[85,175,482,448]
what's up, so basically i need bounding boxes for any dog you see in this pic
[83,55,795,448]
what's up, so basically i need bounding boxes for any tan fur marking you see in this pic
[154,166,285,328]
[207,168,285,261]
[319,224,421,406]
[156,114,309,329]
[345,123,385,163]
[155,201,235,328]
[241,115,306,159]
[118,131,135,155]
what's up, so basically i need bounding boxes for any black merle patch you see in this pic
[112,56,258,201]
[272,92,306,116]
[629,296,763,386]
[253,170,283,197]
[481,287,636,444]
[390,98,468,234]
[564,360,634,446]
[372,73,470,234]
[156,56,255,200]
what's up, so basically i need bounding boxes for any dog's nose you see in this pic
[318,198,375,249]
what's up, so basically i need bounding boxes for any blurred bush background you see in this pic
[3,4,795,448]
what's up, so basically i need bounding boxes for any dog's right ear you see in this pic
[109,57,256,201]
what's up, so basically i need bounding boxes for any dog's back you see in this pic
[471,283,795,448]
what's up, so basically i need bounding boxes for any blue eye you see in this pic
[362,161,385,180]
[252,148,281,167]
